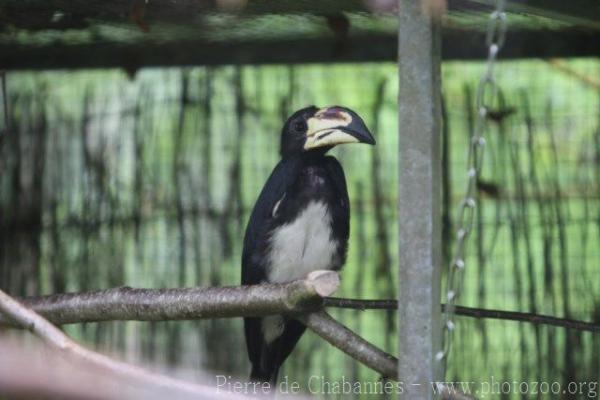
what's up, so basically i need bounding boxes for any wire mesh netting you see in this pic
[0,59,599,397]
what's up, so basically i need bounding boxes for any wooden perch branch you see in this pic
[0,288,247,400]
[0,274,477,400]
[0,270,339,327]
[298,311,397,377]
[7,275,594,335]
[0,336,251,400]
[324,298,600,334]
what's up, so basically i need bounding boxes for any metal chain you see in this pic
[436,0,507,376]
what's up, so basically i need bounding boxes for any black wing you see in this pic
[242,156,301,379]
[324,155,350,257]
[241,155,301,285]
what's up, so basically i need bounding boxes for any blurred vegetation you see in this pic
[0,59,598,398]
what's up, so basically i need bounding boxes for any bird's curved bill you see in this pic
[303,106,376,151]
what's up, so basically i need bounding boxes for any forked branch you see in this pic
[0,272,477,400]
[0,270,339,327]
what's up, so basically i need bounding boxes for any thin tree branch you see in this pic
[545,58,600,90]
[297,311,475,400]
[0,270,339,327]
[448,305,600,333]
[0,288,247,400]
[323,297,397,310]
[297,311,397,377]
[323,297,600,334]
[0,336,242,400]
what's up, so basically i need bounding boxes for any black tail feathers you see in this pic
[249,363,279,393]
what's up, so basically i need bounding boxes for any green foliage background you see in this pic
[1,59,598,398]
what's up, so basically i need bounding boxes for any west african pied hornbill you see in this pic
[241,105,375,386]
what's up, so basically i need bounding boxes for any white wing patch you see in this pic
[272,193,286,218]
[267,201,338,284]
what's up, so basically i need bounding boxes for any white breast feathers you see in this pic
[267,201,338,284]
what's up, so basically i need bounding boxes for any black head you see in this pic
[280,105,375,158]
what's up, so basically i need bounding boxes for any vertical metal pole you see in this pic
[398,1,442,399]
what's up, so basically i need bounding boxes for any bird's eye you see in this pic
[293,120,307,132]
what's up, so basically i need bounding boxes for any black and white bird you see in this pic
[241,105,375,386]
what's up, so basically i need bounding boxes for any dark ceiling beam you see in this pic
[1,0,598,30]
[444,28,599,59]
[0,29,597,71]
[0,0,369,31]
